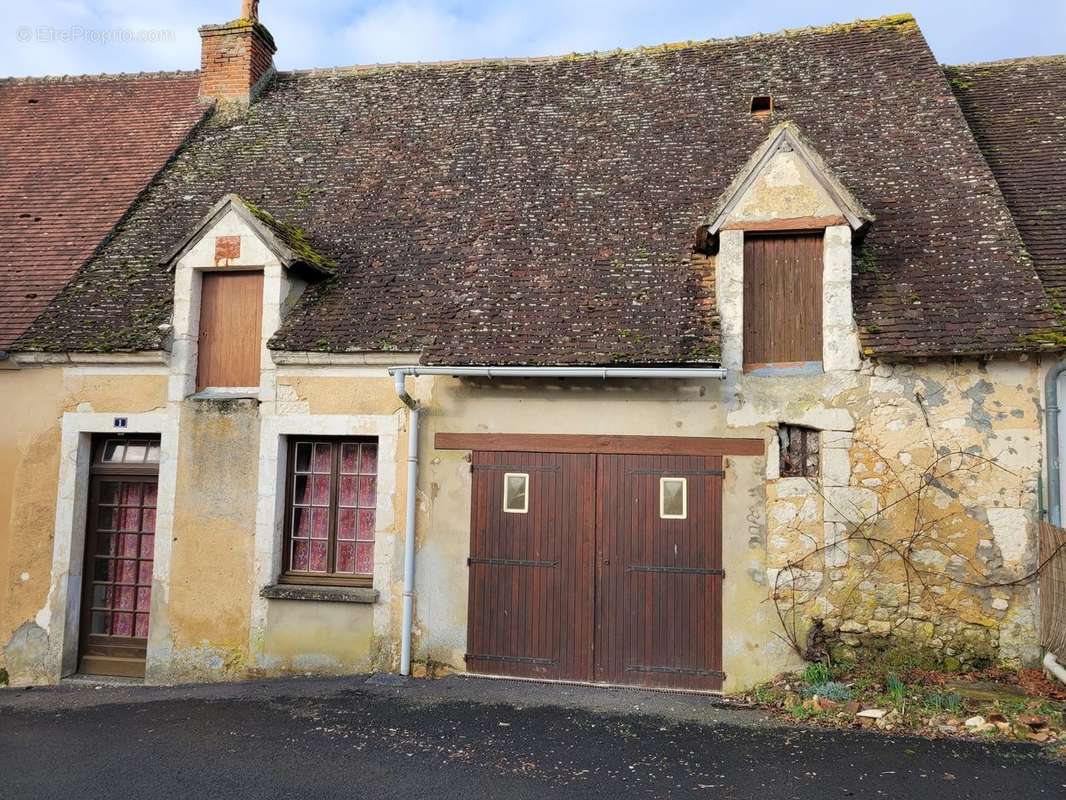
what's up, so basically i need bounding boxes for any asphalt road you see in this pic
[1,674,1064,799]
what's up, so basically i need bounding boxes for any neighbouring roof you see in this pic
[161,193,336,275]
[0,72,207,351]
[948,56,1066,338]
[15,15,1060,363]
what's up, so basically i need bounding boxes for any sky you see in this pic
[2,1,1063,78]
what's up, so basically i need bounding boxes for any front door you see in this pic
[465,450,724,690]
[79,436,160,678]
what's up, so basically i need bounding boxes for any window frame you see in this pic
[659,476,688,520]
[502,472,529,514]
[280,435,378,588]
[778,424,820,479]
[741,231,824,371]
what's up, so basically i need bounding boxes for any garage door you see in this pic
[465,450,595,680]
[465,448,725,691]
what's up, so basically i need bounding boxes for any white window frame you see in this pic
[659,476,688,519]
[503,472,529,514]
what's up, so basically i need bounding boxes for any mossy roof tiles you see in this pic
[15,16,1059,363]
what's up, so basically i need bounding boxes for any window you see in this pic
[503,473,529,514]
[660,477,687,519]
[196,270,264,391]
[100,438,161,464]
[779,425,820,478]
[283,438,378,585]
[742,232,823,369]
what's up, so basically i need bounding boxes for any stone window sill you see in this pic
[744,362,823,377]
[190,387,260,401]
[260,584,379,604]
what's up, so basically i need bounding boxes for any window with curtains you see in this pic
[282,437,378,586]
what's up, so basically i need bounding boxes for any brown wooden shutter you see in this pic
[742,232,823,369]
[196,271,263,391]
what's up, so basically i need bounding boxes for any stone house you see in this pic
[1,7,1065,692]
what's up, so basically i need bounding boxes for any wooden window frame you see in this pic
[92,435,162,475]
[280,436,378,588]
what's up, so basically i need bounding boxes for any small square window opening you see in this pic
[660,477,687,519]
[750,94,774,115]
[503,473,529,514]
[779,424,820,478]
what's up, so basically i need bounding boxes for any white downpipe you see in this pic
[395,372,420,676]
[389,363,728,676]
[1045,651,1066,686]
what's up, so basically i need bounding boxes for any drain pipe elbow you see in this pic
[1046,360,1066,526]
[395,369,420,676]
[1044,651,1066,687]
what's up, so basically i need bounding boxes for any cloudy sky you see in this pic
[3,1,1063,78]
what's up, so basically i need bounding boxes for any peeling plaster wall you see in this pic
[730,148,840,223]
[154,399,259,683]
[741,358,1044,671]
[0,366,167,684]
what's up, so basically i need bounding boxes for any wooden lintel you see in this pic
[720,215,846,233]
[434,432,765,457]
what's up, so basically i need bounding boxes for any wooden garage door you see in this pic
[465,451,595,680]
[595,454,724,690]
[466,450,724,690]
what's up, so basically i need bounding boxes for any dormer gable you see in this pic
[705,122,873,240]
[161,193,334,278]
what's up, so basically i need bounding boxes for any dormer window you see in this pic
[162,194,335,402]
[705,123,871,375]
[742,232,823,370]
[196,271,264,392]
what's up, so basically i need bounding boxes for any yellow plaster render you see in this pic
[0,367,166,677]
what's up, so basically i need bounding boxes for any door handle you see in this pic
[603,559,610,566]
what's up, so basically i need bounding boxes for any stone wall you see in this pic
[759,359,1042,668]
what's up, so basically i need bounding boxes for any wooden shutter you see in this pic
[742,233,823,369]
[196,271,263,391]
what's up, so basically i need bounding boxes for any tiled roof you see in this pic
[16,16,1058,363]
[947,57,1066,319]
[0,72,207,350]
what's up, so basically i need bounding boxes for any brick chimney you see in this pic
[198,0,277,109]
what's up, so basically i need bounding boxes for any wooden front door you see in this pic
[79,436,161,678]
[465,450,724,690]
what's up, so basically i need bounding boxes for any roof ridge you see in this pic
[0,69,200,84]
[277,13,919,78]
[947,53,1066,69]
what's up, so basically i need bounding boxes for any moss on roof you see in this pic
[240,197,336,273]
